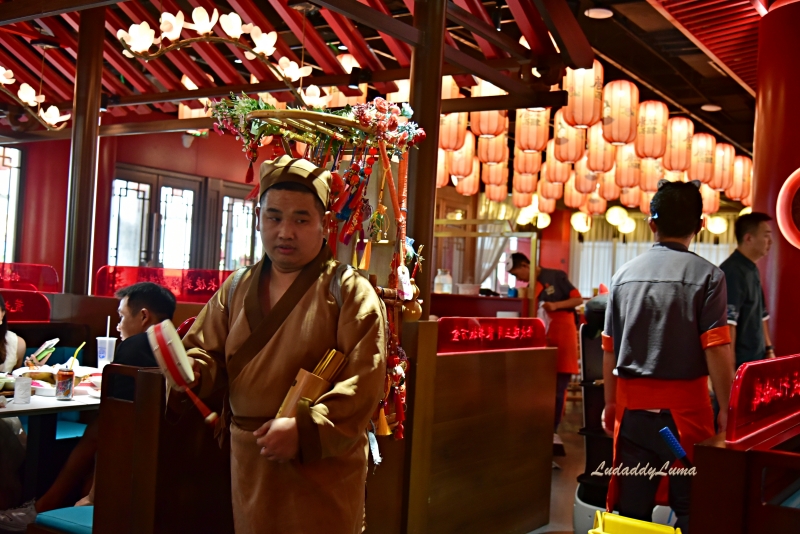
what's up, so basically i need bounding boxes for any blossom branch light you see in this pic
[0,73,68,130]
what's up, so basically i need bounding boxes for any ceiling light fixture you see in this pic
[338,44,348,51]
[584,7,613,20]
[701,104,722,112]
[234,58,242,64]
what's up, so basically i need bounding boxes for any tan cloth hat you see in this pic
[258,155,331,207]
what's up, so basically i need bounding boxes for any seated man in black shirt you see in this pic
[110,283,177,400]
[0,283,176,530]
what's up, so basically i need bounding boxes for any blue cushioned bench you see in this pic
[34,507,93,534]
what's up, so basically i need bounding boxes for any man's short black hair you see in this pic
[735,212,772,244]
[115,282,176,321]
[260,182,326,218]
[650,180,703,238]
[510,252,530,270]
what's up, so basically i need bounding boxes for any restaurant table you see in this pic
[0,393,101,500]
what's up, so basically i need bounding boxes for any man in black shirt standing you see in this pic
[720,212,774,368]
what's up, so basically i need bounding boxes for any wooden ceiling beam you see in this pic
[226,0,299,63]
[445,2,529,61]
[0,32,74,101]
[451,0,506,59]
[358,0,412,67]
[0,0,125,26]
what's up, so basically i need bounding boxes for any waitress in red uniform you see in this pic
[508,253,583,433]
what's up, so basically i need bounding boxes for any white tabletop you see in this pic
[0,392,100,418]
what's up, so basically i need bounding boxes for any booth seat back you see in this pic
[0,289,51,322]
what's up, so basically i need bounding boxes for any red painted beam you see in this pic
[401,0,475,87]
[266,0,361,96]
[0,34,74,101]
[118,1,215,90]
[0,47,60,103]
[505,0,557,58]
[227,0,300,62]
[318,8,398,92]
[453,0,506,59]
[359,0,412,66]
[0,23,53,41]
[160,0,247,85]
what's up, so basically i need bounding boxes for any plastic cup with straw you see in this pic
[56,341,84,400]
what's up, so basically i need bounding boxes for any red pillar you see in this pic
[753,0,800,354]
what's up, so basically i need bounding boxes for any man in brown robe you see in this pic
[182,155,387,534]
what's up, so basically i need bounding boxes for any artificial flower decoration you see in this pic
[302,85,331,108]
[278,57,312,82]
[38,106,71,126]
[17,83,44,107]
[184,7,218,35]
[0,67,14,85]
[117,22,157,55]
[245,26,277,59]
[159,11,184,41]
[219,12,246,39]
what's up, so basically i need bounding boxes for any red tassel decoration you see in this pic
[244,184,259,201]
[245,161,255,183]
[394,389,405,423]
[393,422,404,440]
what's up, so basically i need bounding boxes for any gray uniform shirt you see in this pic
[603,242,729,380]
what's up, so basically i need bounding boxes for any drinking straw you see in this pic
[106,317,110,338]
[70,341,86,370]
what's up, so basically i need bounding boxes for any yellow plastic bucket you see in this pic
[588,511,682,534]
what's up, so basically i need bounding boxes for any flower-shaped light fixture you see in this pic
[17,83,44,106]
[159,11,184,41]
[302,85,331,108]
[0,67,14,85]
[184,7,219,35]
[246,27,277,59]
[39,106,71,126]
[220,12,252,39]
[278,57,312,82]
[117,21,157,56]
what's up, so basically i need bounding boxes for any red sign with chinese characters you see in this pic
[0,263,60,293]
[726,353,800,447]
[437,317,547,354]
[0,289,51,322]
[94,266,234,304]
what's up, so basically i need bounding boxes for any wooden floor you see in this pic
[529,399,585,534]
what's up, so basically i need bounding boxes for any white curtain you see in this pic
[569,212,738,297]
[475,194,520,285]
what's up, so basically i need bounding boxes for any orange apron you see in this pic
[606,376,715,512]
[534,281,580,375]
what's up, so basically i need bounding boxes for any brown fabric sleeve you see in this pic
[296,397,323,464]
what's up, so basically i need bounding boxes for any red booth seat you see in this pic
[0,263,60,292]
[94,266,234,304]
[0,289,51,322]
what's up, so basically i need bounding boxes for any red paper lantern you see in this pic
[664,169,686,183]
[564,172,587,208]
[615,143,641,188]
[726,155,752,201]
[587,122,616,172]
[742,184,752,207]
[439,111,468,151]
[515,108,550,153]
[447,131,475,177]
[536,186,557,214]
[689,133,716,183]
[701,184,719,214]
[710,143,735,191]
[512,190,533,208]
[586,191,607,215]
[481,161,508,185]
[545,139,572,184]
[554,109,586,163]
[513,171,538,194]
[640,158,665,193]
[514,146,542,175]
[635,100,668,159]
[470,80,506,137]
[436,148,449,188]
[598,169,620,201]
[477,134,508,164]
[574,156,601,194]
[663,117,694,171]
[602,80,639,145]
[455,157,480,196]
[620,186,641,208]
[485,183,508,202]
[562,59,603,128]
[640,191,655,215]
[539,171,564,200]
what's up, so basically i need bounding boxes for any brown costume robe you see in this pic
[183,248,387,534]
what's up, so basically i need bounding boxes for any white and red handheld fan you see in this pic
[147,320,218,425]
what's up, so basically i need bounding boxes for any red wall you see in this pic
[15,128,278,287]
